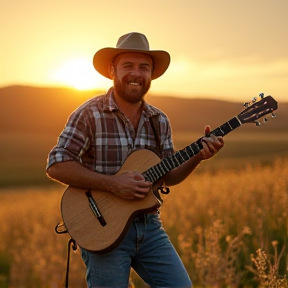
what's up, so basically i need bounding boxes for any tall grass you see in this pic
[0,157,287,287]
[159,156,288,287]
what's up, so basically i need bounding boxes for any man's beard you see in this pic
[113,74,151,104]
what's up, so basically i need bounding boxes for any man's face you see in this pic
[112,52,153,104]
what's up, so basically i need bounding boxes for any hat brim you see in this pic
[93,48,170,80]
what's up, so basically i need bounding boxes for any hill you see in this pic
[0,85,287,187]
[1,85,287,134]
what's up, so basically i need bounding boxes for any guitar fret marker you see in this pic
[235,116,242,126]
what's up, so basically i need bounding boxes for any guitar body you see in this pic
[61,149,163,253]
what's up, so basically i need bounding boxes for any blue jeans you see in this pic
[81,213,192,288]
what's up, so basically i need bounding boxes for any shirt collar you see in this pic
[103,87,118,112]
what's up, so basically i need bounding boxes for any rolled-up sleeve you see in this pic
[46,108,92,170]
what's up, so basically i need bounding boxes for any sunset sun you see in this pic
[52,58,99,90]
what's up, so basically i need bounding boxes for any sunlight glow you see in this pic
[52,58,99,90]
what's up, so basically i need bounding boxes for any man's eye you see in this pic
[141,65,150,72]
[123,64,132,69]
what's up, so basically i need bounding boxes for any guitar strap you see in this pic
[55,223,77,288]
[149,115,163,158]
[149,115,171,195]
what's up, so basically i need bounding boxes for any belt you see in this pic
[134,209,160,223]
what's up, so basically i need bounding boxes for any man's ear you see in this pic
[108,64,115,79]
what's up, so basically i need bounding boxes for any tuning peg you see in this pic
[252,97,257,103]
[255,121,261,126]
[263,117,268,123]
[243,102,249,108]
[271,112,276,118]
[259,93,265,99]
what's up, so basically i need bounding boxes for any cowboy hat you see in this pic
[93,32,170,80]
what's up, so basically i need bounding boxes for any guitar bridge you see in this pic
[86,191,107,227]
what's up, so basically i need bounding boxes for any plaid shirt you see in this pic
[47,88,174,175]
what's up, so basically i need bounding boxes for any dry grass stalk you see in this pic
[246,242,287,288]
[190,221,251,287]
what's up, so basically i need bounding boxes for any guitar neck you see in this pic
[143,116,242,183]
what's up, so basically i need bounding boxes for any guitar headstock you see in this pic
[238,93,278,126]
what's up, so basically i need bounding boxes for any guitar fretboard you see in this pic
[143,116,242,183]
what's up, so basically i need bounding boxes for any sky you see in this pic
[0,0,287,102]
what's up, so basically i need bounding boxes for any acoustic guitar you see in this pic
[60,94,278,253]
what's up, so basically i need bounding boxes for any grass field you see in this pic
[0,138,287,287]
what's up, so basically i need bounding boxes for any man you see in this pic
[47,32,224,288]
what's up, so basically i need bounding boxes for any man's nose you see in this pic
[129,66,143,76]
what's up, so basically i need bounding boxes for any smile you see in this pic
[128,81,142,86]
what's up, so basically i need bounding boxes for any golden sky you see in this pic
[1,0,287,102]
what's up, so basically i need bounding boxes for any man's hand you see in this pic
[109,171,152,200]
[200,125,224,160]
